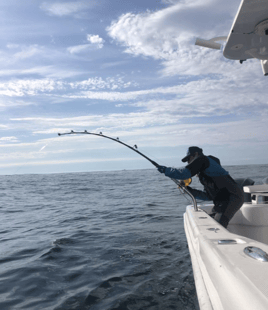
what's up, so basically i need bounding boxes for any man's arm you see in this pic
[162,155,210,180]
[186,186,212,201]
[164,167,192,179]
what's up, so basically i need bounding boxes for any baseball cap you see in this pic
[181,146,203,162]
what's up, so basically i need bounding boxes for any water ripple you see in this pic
[0,169,205,310]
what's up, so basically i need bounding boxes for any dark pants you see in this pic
[213,185,244,228]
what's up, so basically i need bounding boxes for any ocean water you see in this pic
[0,165,267,310]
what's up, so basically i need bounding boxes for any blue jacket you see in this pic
[164,155,240,202]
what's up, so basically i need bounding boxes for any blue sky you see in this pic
[1,0,268,175]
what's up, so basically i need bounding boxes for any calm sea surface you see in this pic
[1,165,267,310]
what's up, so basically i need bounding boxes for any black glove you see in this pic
[157,165,166,173]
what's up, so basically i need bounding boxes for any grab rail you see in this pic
[172,178,198,211]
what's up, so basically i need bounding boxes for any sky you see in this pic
[0,0,268,175]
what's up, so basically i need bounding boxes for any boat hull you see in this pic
[184,204,268,310]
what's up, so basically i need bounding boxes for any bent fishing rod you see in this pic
[59,130,159,168]
[58,130,198,209]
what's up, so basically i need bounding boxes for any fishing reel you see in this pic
[182,178,192,187]
[175,177,193,204]
[175,178,192,192]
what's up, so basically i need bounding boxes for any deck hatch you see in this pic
[244,246,268,262]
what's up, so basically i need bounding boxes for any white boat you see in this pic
[188,0,268,306]
[184,179,268,310]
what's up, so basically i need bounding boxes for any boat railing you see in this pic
[171,178,198,211]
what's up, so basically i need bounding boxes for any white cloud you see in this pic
[0,45,79,79]
[40,1,94,17]
[0,76,135,98]
[13,45,42,59]
[1,71,266,121]
[0,156,140,168]
[70,77,137,90]
[87,34,104,48]
[63,84,189,101]
[107,0,243,77]
[0,136,19,143]
[8,113,268,152]
[1,44,45,64]
[67,44,95,54]
[100,60,129,69]
[62,72,268,108]
[0,79,65,96]
[0,65,84,79]
[67,34,104,54]
[7,71,268,147]
[0,99,35,108]
[9,85,268,134]
[11,112,178,132]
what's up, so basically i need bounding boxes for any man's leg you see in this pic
[215,188,244,228]
[215,213,229,228]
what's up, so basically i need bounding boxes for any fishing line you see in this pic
[135,145,162,167]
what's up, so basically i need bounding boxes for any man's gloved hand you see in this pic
[157,165,166,174]
[178,178,192,187]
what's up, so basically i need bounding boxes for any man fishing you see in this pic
[157,146,244,228]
